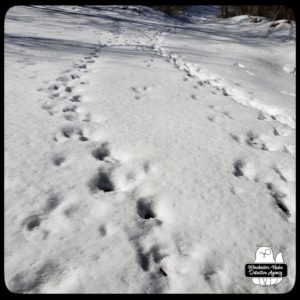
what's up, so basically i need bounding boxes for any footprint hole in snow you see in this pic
[246,131,259,146]
[233,159,245,177]
[136,248,150,271]
[275,199,291,218]
[222,88,229,96]
[44,194,61,213]
[51,92,60,98]
[62,105,77,113]
[61,126,74,138]
[261,143,269,151]
[52,154,65,166]
[60,125,87,141]
[41,102,53,110]
[70,95,81,102]
[266,183,290,218]
[71,74,80,80]
[98,225,107,236]
[273,127,280,136]
[48,84,59,91]
[79,136,88,142]
[137,198,156,219]
[143,161,151,173]
[92,143,110,161]
[65,86,72,93]
[257,112,267,121]
[24,214,41,231]
[89,170,114,193]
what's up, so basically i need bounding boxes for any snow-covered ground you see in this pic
[5,5,295,293]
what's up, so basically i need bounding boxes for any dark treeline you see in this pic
[220,6,295,22]
[149,6,188,16]
[149,5,295,22]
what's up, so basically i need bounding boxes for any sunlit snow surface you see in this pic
[5,5,295,293]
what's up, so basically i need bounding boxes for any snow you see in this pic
[5,5,295,293]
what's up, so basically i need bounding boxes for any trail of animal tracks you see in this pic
[5,5,295,293]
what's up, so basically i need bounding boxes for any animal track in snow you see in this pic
[81,112,91,122]
[232,159,245,177]
[232,158,257,180]
[272,166,287,183]
[70,95,81,102]
[62,104,77,113]
[136,246,150,271]
[65,86,72,93]
[64,112,78,121]
[50,92,60,99]
[136,243,167,272]
[271,125,293,137]
[266,183,290,219]
[57,75,68,82]
[221,88,229,96]
[92,142,110,161]
[61,125,82,139]
[190,94,197,100]
[54,124,88,142]
[245,131,260,148]
[257,111,267,120]
[47,83,61,92]
[98,224,107,237]
[137,197,157,220]
[70,73,80,80]
[273,127,280,136]
[88,168,115,193]
[232,128,294,153]
[52,153,66,166]
[41,101,55,114]
[78,63,87,69]
[132,238,169,293]
[23,214,42,231]
[43,193,62,213]
[131,86,151,99]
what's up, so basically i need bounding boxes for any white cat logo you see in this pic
[252,246,284,286]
